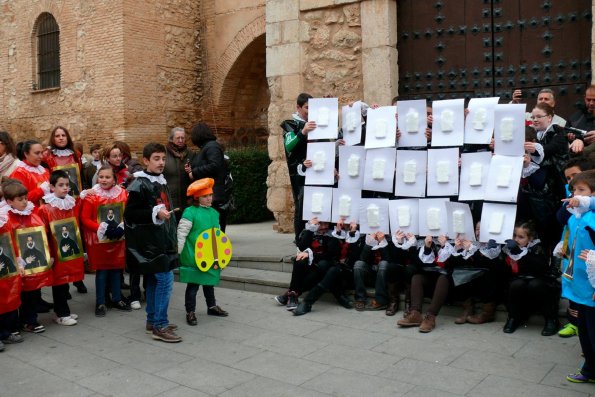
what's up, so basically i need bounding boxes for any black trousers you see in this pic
[577,303,595,378]
[289,259,333,295]
[52,283,70,317]
[506,277,558,319]
[0,310,19,339]
[289,174,305,241]
[184,283,216,312]
[20,290,39,325]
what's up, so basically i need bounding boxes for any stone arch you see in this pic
[210,15,266,108]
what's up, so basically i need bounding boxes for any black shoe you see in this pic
[95,304,107,317]
[335,294,353,309]
[542,318,560,336]
[186,311,198,326]
[73,281,87,294]
[36,298,53,313]
[286,291,299,311]
[293,302,311,316]
[503,318,520,333]
[112,300,132,311]
[207,306,228,317]
[274,293,288,306]
[121,282,130,290]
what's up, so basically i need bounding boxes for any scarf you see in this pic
[0,153,16,175]
[167,142,188,160]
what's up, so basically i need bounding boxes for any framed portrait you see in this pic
[50,217,84,261]
[97,202,125,243]
[54,163,82,198]
[0,231,18,279]
[15,226,51,274]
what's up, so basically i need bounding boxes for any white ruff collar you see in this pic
[43,193,76,210]
[86,184,122,199]
[16,160,46,174]
[51,148,74,157]
[7,201,35,216]
[133,171,166,185]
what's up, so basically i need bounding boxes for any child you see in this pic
[553,170,595,382]
[2,180,52,333]
[0,184,24,350]
[10,140,50,206]
[124,143,180,343]
[82,144,102,189]
[397,235,452,333]
[557,156,592,337]
[38,170,84,325]
[503,221,559,335]
[177,178,228,326]
[80,165,131,316]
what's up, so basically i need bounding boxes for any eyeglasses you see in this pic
[530,115,548,120]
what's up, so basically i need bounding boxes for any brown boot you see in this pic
[385,283,400,316]
[467,303,496,324]
[397,309,423,327]
[419,312,436,333]
[454,299,474,324]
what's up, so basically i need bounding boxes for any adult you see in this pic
[570,85,595,153]
[163,127,192,215]
[522,102,569,252]
[511,88,567,127]
[186,123,228,231]
[0,131,19,178]
[10,140,50,206]
[42,126,83,183]
[281,93,315,241]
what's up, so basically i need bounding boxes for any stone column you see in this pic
[361,0,397,105]
[265,0,304,232]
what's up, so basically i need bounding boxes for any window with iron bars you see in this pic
[36,13,60,90]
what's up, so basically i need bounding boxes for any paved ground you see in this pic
[2,222,594,396]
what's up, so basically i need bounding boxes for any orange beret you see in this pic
[187,178,214,198]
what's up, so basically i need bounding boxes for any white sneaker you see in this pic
[55,316,77,326]
[69,313,78,320]
[130,301,141,310]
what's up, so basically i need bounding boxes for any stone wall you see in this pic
[265,0,396,232]
[0,0,203,154]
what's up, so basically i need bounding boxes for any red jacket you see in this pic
[80,185,127,270]
[9,162,50,206]
[38,195,84,285]
[0,211,21,314]
[5,204,53,291]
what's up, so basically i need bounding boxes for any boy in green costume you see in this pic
[177,177,228,326]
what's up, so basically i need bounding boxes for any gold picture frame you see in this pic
[50,217,84,261]
[54,163,82,198]
[97,202,125,243]
[15,225,51,275]
[0,231,18,279]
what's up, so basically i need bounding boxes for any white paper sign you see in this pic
[302,186,333,221]
[484,154,523,203]
[397,100,428,147]
[427,148,460,196]
[493,103,526,156]
[458,151,492,201]
[365,106,397,149]
[305,142,336,185]
[338,145,365,190]
[431,99,465,147]
[389,199,419,235]
[418,198,450,237]
[445,202,476,241]
[341,101,363,146]
[464,97,500,144]
[331,188,361,223]
[359,198,390,234]
[394,150,427,197]
[479,203,517,243]
[363,148,396,193]
[308,98,339,140]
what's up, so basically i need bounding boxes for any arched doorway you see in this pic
[217,34,269,148]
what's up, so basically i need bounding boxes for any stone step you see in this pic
[226,255,294,273]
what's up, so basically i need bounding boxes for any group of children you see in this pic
[275,156,595,384]
[0,140,227,350]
